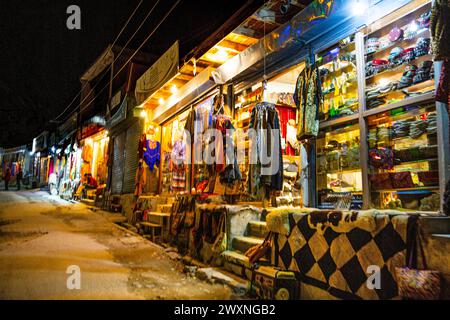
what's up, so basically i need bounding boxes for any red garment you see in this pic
[276,105,297,156]
[436,59,450,105]
[88,176,98,188]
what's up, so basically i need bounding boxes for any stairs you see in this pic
[222,219,269,280]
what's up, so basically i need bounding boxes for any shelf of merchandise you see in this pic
[363,91,434,117]
[373,186,439,193]
[394,158,438,166]
[319,113,359,129]
[317,167,362,175]
[365,54,433,81]
[365,28,431,59]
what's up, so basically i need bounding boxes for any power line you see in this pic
[77,0,182,117]
[68,0,163,122]
[54,0,145,121]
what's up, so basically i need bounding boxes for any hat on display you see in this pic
[389,26,404,42]
[366,38,380,54]
[379,38,391,50]
[414,38,431,57]
[398,64,417,89]
[418,11,431,29]
[413,60,433,84]
[388,47,403,64]
[401,47,415,62]
[404,20,419,40]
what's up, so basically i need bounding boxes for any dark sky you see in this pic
[0,0,253,148]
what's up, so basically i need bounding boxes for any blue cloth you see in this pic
[143,140,160,171]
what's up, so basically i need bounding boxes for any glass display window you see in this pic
[316,121,363,210]
[160,109,191,195]
[317,35,359,122]
[364,2,434,110]
[367,102,439,211]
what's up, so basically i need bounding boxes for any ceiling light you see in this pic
[140,110,147,118]
[159,98,164,105]
[170,85,178,94]
[216,48,229,61]
[352,0,368,15]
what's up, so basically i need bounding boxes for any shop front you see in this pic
[125,0,449,299]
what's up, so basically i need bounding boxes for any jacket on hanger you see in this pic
[248,102,283,194]
[430,0,450,60]
[293,64,323,140]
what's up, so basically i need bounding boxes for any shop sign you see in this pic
[107,95,127,129]
[135,41,179,105]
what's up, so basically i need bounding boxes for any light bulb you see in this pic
[140,110,147,118]
[159,98,164,105]
[170,85,178,94]
[352,0,368,15]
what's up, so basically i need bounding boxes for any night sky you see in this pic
[0,0,251,148]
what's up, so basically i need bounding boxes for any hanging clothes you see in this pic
[143,139,161,171]
[436,59,450,105]
[293,64,323,140]
[217,116,242,186]
[248,102,284,195]
[171,140,186,192]
[430,0,450,60]
[134,162,147,196]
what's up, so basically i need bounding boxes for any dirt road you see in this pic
[0,190,232,299]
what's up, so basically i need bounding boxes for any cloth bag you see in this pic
[395,230,441,300]
[245,232,273,265]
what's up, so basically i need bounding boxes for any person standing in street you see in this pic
[3,168,11,191]
[16,167,23,190]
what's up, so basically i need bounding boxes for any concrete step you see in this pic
[247,221,268,238]
[232,235,264,253]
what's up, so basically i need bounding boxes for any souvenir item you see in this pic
[398,64,418,89]
[369,147,394,169]
[389,26,404,42]
[413,60,433,84]
[390,172,414,189]
[369,173,393,190]
[366,37,380,54]
[414,38,431,57]
[389,47,403,65]
[396,231,441,300]
[418,10,431,29]
[401,47,416,62]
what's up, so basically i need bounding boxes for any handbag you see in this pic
[395,230,441,300]
[245,232,273,265]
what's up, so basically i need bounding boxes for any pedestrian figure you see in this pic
[4,168,11,191]
[17,168,23,190]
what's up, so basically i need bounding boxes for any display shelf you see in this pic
[394,158,438,166]
[317,167,361,175]
[319,113,359,129]
[320,62,355,78]
[365,28,430,58]
[323,80,357,96]
[363,91,434,117]
[373,186,439,193]
[365,54,433,81]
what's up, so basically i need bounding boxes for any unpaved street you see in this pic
[0,190,233,300]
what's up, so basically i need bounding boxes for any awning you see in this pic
[212,0,414,86]
[152,67,216,124]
